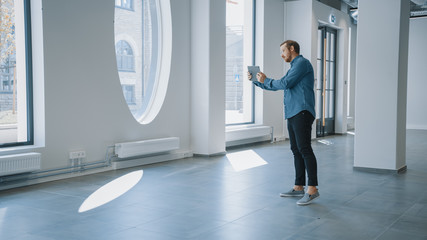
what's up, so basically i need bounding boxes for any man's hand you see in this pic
[247,71,266,83]
[257,72,266,83]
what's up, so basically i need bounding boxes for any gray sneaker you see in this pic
[280,188,305,197]
[297,191,320,205]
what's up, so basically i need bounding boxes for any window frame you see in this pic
[225,0,256,126]
[121,84,136,105]
[0,59,14,93]
[137,0,160,118]
[116,40,135,72]
[0,0,34,148]
[114,0,172,125]
[115,0,134,11]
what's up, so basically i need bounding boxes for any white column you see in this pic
[354,0,409,172]
[261,0,285,139]
[190,0,226,155]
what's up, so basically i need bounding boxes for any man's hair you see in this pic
[280,40,300,54]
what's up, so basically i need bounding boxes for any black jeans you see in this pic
[287,110,318,186]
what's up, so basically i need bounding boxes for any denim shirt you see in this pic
[253,55,315,119]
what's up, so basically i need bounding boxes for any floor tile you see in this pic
[0,130,426,239]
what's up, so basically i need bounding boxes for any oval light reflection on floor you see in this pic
[78,170,143,213]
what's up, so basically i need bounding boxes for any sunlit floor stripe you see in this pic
[226,150,268,172]
[79,170,143,213]
[318,139,334,145]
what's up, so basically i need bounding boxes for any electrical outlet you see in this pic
[69,151,86,160]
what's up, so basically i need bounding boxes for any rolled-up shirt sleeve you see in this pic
[253,58,309,91]
[252,80,264,89]
[253,78,283,91]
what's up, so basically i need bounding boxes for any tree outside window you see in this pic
[0,0,17,125]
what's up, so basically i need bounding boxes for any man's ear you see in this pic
[289,45,295,52]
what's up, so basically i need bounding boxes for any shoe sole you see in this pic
[280,193,304,197]
[296,195,319,205]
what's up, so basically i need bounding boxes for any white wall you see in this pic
[284,0,312,57]
[33,0,192,170]
[0,0,291,181]
[407,17,427,130]
[256,0,286,140]
[284,0,351,135]
[2,0,372,184]
[312,0,351,134]
[283,0,312,137]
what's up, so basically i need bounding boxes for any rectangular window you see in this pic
[122,84,135,104]
[115,0,133,11]
[0,0,33,147]
[225,0,255,125]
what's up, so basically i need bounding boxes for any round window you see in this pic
[114,0,171,124]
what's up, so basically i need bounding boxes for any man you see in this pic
[249,40,319,205]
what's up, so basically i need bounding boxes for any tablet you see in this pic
[247,66,260,81]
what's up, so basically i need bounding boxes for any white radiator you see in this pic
[115,137,180,158]
[226,126,273,142]
[0,152,41,177]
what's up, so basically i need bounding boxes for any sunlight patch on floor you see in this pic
[318,139,334,145]
[226,150,268,172]
[79,170,143,213]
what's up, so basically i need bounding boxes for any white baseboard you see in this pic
[406,124,427,130]
[226,135,272,147]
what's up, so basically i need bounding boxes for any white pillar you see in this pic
[190,0,226,155]
[354,0,409,172]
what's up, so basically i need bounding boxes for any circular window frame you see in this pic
[138,0,172,125]
[114,0,172,125]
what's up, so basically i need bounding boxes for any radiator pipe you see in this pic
[33,160,105,175]
[28,164,111,181]
[0,146,116,184]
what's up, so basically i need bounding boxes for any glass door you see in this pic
[316,26,337,137]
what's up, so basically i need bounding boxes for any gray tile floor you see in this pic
[1,130,427,240]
